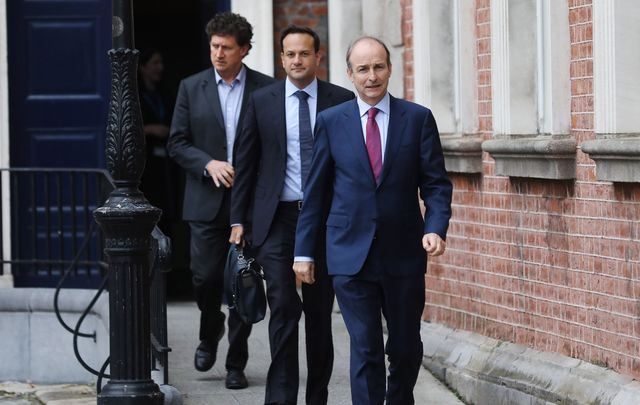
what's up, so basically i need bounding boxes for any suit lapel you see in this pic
[236,66,257,138]
[343,100,376,185]
[201,68,225,132]
[316,80,332,114]
[272,82,287,157]
[378,95,406,187]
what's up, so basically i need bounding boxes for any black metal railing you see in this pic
[0,167,172,386]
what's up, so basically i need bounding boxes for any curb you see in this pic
[421,322,640,405]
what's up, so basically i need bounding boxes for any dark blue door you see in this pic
[7,0,112,287]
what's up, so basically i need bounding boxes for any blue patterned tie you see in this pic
[295,90,313,190]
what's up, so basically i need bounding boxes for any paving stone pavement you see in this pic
[168,300,465,405]
[0,300,464,405]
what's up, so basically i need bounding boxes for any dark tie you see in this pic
[295,90,313,190]
[366,108,382,183]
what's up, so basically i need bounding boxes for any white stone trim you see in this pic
[413,0,477,135]
[593,0,616,134]
[328,0,403,96]
[328,0,362,89]
[361,0,403,98]
[231,0,274,76]
[593,0,640,135]
[539,0,571,135]
[0,0,11,283]
[490,0,511,135]
[412,0,431,108]
[455,0,478,135]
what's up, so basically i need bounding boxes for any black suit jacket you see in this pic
[167,66,274,221]
[231,79,354,246]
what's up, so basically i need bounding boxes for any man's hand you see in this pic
[293,261,316,285]
[205,159,235,188]
[423,233,446,256]
[229,225,244,246]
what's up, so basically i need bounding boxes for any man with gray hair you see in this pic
[293,36,452,404]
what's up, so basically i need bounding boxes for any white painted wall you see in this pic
[231,0,274,76]
[0,0,12,286]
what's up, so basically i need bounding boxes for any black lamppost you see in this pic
[94,1,164,404]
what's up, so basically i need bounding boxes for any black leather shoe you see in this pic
[194,325,225,372]
[225,369,248,389]
[194,340,217,372]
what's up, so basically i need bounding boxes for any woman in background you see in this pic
[138,48,177,233]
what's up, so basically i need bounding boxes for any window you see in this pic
[483,0,575,180]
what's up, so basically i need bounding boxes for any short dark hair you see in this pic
[346,36,391,69]
[139,47,161,67]
[205,12,253,51]
[280,25,320,53]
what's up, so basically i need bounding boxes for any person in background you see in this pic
[167,12,274,390]
[138,48,178,234]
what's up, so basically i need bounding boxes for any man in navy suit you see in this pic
[230,26,354,404]
[167,12,273,389]
[293,36,452,405]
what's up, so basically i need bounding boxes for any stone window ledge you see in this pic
[440,135,483,174]
[581,137,640,183]
[482,136,576,179]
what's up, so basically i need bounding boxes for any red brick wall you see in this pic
[272,0,328,81]
[400,0,640,379]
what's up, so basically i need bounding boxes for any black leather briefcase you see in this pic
[224,245,267,324]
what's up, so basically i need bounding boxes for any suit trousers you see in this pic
[332,240,425,405]
[188,191,251,371]
[257,203,335,405]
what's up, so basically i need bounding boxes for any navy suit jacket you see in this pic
[167,66,274,221]
[294,96,453,277]
[230,79,354,246]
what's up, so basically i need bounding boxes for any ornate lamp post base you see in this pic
[95,188,163,405]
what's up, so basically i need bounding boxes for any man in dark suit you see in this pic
[293,36,453,405]
[167,12,273,389]
[230,26,354,405]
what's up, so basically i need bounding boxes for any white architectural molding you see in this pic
[593,0,640,135]
[490,0,511,135]
[231,0,274,76]
[328,0,362,89]
[491,0,539,135]
[362,0,403,97]
[455,0,478,135]
[412,0,431,108]
[0,0,11,283]
[539,0,571,135]
[329,0,403,96]
[593,0,615,134]
[413,0,477,135]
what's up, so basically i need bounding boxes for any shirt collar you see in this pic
[357,92,390,117]
[285,76,318,99]
[215,64,247,86]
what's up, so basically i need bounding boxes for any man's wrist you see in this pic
[294,256,314,262]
